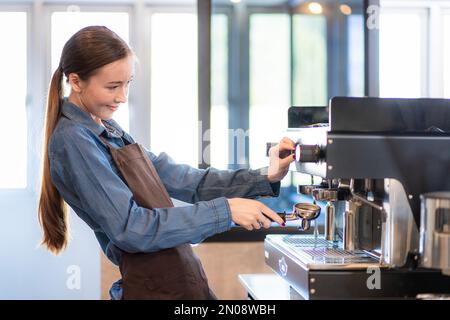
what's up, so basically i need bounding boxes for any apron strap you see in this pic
[99,134,131,149]
[99,135,113,149]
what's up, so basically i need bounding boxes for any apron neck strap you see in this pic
[99,135,114,149]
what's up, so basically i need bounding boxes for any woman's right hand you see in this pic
[227,198,285,230]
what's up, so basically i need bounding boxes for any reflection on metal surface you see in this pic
[269,234,378,270]
[420,192,450,275]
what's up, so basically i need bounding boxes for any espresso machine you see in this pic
[265,97,450,299]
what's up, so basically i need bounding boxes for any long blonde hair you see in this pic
[38,26,132,254]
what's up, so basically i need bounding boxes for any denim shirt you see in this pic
[48,99,280,299]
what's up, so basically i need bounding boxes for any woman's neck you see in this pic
[68,94,104,127]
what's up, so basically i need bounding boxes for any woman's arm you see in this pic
[144,149,281,203]
[49,126,231,253]
[143,136,295,204]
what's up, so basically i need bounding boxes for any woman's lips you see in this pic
[107,105,119,111]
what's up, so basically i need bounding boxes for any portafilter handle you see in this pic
[272,213,311,231]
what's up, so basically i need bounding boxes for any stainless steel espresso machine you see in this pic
[265,97,450,299]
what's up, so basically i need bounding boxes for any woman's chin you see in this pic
[101,112,115,120]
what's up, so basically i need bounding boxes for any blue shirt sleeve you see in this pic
[143,148,281,203]
[49,126,231,254]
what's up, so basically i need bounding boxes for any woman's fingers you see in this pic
[228,199,286,230]
[270,138,295,156]
[257,214,272,229]
[281,137,296,148]
[279,141,295,152]
[252,220,262,230]
[259,203,285,226]
[274,138,295,160]
[281,153,295,166]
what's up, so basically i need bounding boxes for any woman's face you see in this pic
[69,55,134,123]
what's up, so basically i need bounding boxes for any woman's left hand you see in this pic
[267,137,296,183]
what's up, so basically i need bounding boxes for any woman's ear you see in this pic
[68,73,83,93]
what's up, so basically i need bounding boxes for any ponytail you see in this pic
[38,67,70,254]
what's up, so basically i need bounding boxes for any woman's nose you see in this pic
[115,88,127,104]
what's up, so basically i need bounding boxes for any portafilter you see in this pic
[276,203,321,231]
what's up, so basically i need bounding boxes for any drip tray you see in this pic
[283,235,330,247]
[267,234,380,269]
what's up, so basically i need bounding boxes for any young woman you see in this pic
[38,26,295,300]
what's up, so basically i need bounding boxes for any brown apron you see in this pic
[101,136,216,300]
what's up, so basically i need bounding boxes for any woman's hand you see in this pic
[228,198,285,230]
[267,137,296,183]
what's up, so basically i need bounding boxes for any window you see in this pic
[379,1,450,99]
[210,14,229,169]
[379,9,427,98]
[0,12,27,188]
[292,14,327,106]
[51,11,130,131]
[443,11,450,98]
[348,14,365,97]
[249,14,290,172]
[150,13,198,167]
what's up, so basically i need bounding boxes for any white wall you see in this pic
[0,194,100,300]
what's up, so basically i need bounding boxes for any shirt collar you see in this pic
[61,98,123,137]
